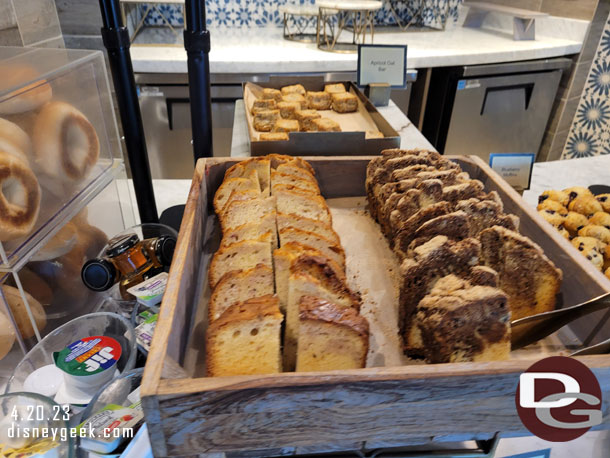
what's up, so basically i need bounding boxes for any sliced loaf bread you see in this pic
[275,189,331,225]
[279,226,345,269]
[208,232,273,288]
[220,196,276,232]
[206,295,282,376]
[208,264,274,322]
[277,213,340,245]
[296,295,369,372]
[220,212,277,248]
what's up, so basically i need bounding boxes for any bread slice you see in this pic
[399,236,482,357]
[224,158,271,196]
[416,275,510,363]
[275,189,331,225]
[279,226,345,269]
[273,242,346,313]
[213,170,261,214]
[479,225,562,320]
[270,170,320,194]
[284,263,361,370]
[275,163,316,183]
[272,183,319,197]
[208,265,274,322]
[208,233,273,288]
[277,213,340,245]
[206,295,283,376]
[268,154,315,176]
[220,196,276,232]
[296,296,369,372]
[220,212,278,248]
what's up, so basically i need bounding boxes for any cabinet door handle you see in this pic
[480,82,534,115]
[166,97,190,130]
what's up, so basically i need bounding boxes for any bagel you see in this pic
[0,65,53,115]
[0,151,41,241]
[32,101,100,193]
[2,285,46,340]
[77,223,108,259]
[0,310,15,360]
[0,118,31,161]
[30,221,78,262]
[8,267,53,306]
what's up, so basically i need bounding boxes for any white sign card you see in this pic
[489,153,535,190]
[358,45,407,88]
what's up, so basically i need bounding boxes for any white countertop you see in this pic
[229,98,434,157]
[130,15,587,74]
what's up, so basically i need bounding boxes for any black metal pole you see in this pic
[99,0,159,224]
[184,0,213,160]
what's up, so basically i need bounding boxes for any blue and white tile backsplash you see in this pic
[140,0,462,29]
[563,15,610,159]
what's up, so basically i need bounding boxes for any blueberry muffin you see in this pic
[589,211,610,229]
[578,224,610,244]
[563,186,594,203]
[538,209,566,227]
[568,196,603,216]
[537,199,568,215]
[564,211,589,235]
[557,224,570,240]
[596,194,610,213]
[571,236,605,270]
[538,189,570,207]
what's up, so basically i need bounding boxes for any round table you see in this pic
[280,4,321,43]
[316,0,383,53]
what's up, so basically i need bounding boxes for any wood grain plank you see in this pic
[155,367,610,454]
[142,159,206,397]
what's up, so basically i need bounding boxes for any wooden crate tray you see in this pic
[142,156,610,457]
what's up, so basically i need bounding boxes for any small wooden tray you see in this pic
[142,156,610,457]
[243,76,400,156]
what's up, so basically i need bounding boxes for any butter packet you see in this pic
[79,402,144,454]
[135,314,158,353]
[126,272,168,307]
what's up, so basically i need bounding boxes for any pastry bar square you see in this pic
[281,84,306,96]
[251,99,276,114]
[262,88,282,102]
[324,83,346,94]
[277,101,302,119]
[260,132,289,141]
[366,130,384,139]
[332,92,358,113]
[282,93,307,109]
[312,117,341,132]
[306,91,331,110]
[295,109,321,131]
[253,109,280,132]
[273,119,300,133]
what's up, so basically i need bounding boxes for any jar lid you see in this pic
[106,233,139,257]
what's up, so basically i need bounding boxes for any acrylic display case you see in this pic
[0,47,120,269]
[0,47,137,388]
[0,172,135,387]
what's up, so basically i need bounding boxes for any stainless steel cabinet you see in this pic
[423,58,572,161]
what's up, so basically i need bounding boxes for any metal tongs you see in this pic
[511,292,610,351]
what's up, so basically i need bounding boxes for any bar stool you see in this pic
[280,4,321,43]
[317,0,383,53]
